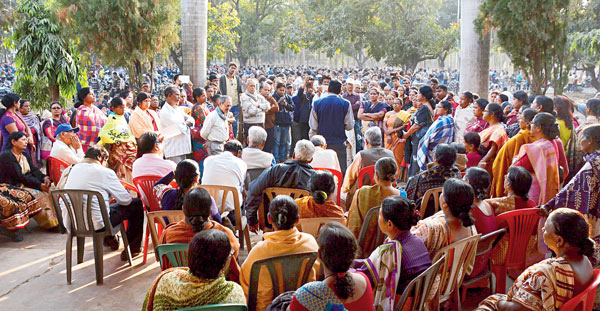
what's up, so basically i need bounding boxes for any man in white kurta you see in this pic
[159,86,193,163]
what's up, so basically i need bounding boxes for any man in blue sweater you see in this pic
[309,80,355,174]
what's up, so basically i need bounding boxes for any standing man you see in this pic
[343,79,362,152]
[261,83,279,153]
[159,86,193,163]
[272,83,294,163]
[110,72,121,97]
[201,96,233,156]
[309,80,354,174]
[240,78,269,141]
[219,63,243,140]
[291,77,314,158]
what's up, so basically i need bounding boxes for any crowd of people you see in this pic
[0,62,599,311]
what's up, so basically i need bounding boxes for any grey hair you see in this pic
[310,135,326,147]
[364,127,382,147]
[294,139,315,161]
[248,126,267,145]
[217,95,231,105]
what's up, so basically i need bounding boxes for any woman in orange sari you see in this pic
[383,98,411,176]
[513,113,568,205]
[295,170,345,222]
[478,103,508,176]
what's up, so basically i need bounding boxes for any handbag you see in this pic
[190,125,203,140]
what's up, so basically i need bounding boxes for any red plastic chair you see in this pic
[119,180,152,264]
[133,175,163,212]
[47,156,70,185]
[492,208,541,294]
[559,269,600,311]
[313,167,343,205]
[357,165,375,188]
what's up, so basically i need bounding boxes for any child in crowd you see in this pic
[463,132,482,168]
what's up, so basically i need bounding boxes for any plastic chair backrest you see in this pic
[313,167,343,205]
[495,208,540,270]
[358,165,375,188]
[133,175,162,212]
[120,180,141,199]
[155,243,188,270]
[474,228,506,259]
[176,304,248,311]
[259,187,310,230]
[419,187,443,218]
[247,252,318,311]
[559,269,600,311]
[432,234,481,304]
[247,168,267,183]
[147,210,185,251]
[298,217,345,238]
[395,255,447,311]
[51,189,111,236]
[198,184,241,215]
[47,156,70,185]
[357,206,385,256]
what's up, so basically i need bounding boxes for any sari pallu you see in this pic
[347,184,383,256]
[0,184,42,230]
[491,129,536,198]
[21,112,41,165]
[416,115,454,170]
[514,139,565,206]
[99,113,137,183]
[410,211,451,259]
[142,267,245,311]
[476,257,575,311]
[361,240,402,311]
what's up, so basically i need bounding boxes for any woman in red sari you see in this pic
[478,103,508,176]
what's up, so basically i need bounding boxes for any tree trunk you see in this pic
[586,65,600,92]
[49,83,59,102]
[181,0,208,87]
[460,0,490,96]
[170,47,183,71]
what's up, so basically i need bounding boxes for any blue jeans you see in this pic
[273,125,290,162]
[230,105,239,139]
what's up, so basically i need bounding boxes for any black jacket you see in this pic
[0,151,46,190]
[272,92,294,126]
[244,160,314,226]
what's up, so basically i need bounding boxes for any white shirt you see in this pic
[49,139,84,165]
[62,161,132,231]
[159,103,192,158]
[309,147,341,172]
[454,104,476,144]
[201,152,247,213]
[200,109,229,143]
[242,147,275,169]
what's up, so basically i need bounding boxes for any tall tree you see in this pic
[478,0,570,94]
[58,0,179,92]
[460,0,490,96]
[181,0,208,86]
[569,0,600,92]
[11,0,84,108]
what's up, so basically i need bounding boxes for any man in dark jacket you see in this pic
[290,77,314,158]
[245,139,315,232]
[272,82,294,163]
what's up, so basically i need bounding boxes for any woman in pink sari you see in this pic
[513,113,568,206]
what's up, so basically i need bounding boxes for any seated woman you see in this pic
[142,230,246,311]
[0,131,57,230]
[544,125,600,249]
[347,157,400,255]
[240,195,320,311]
[98,97,137,184]
[355,196,432,310]
[0,183,42,241]
[295,170,345,223]
[159,187,240,281]
[476,208,595,311]
[411,178,477,258]
[513,112,568,205]
[464,167,496,235]
[290,222,373,311]
[153,159,221,223]
[464,167,497,278]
